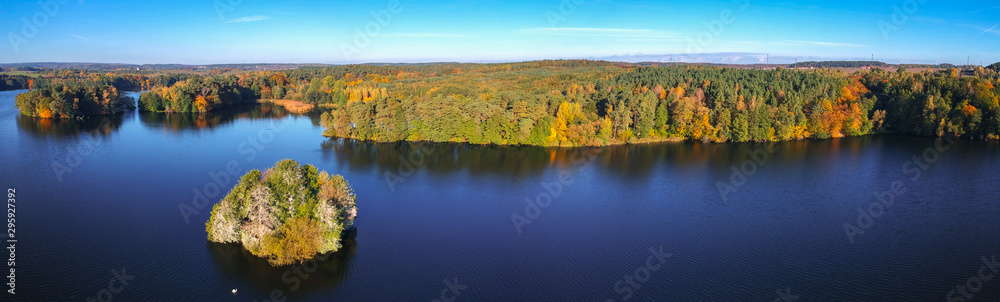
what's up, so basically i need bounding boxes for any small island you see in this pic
[205,159,358,266]
[15,84,136,118]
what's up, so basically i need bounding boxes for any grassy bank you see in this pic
[260,99,316,114]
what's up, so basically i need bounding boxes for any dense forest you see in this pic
[300,62,999,145]
[7,60,1000,145]
[137,76,256,112]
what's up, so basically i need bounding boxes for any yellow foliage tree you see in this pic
[194,95,210,112]
[837,86,856,103]
[37,107,53,119]
[962,104,977,116]
[553,101,582,143]
[670,86,685,98]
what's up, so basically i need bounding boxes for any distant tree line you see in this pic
[788,61,890,68]
[0,66,43,72]
[897,63,958,69]
[0,75,35,91]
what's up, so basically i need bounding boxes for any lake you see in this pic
[2,89,999,301]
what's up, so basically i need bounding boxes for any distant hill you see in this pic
[897,63,960,69]
[2,59,992,71]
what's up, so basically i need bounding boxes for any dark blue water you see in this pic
[2,89,999,301]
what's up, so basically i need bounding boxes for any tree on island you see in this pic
[15,85,136,118]
[206,159,358,266]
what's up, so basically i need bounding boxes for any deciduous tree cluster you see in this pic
[138,76,255,113]
[206,160,358,266]
[15,84,135,118]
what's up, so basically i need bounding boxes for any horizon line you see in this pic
[0,59,984,67]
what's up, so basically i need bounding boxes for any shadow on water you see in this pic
[315,136,884,179]
[15,113,125,137]
[13,102,322,137]
[139,103,321,133]
[207,232,357,299]
[320,138,602,178]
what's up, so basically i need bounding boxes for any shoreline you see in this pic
[319,132,988,148]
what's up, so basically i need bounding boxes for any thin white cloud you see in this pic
[522,27,676,38]
[961,23,1000,36]
[70,34,90,41]
[384,33,469,38]
[723,40,865,47]
[962,5,1000,14]
[780,40,867,47]
[226,15,269,23]
[980,24,1000,36]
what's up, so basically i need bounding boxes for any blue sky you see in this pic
[1,0,998,65]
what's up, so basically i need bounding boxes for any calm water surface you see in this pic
[2,89,999,301]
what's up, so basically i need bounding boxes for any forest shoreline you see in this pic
[318,133,688,147]
[317,131,988,148]
[7,61,1000,145]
